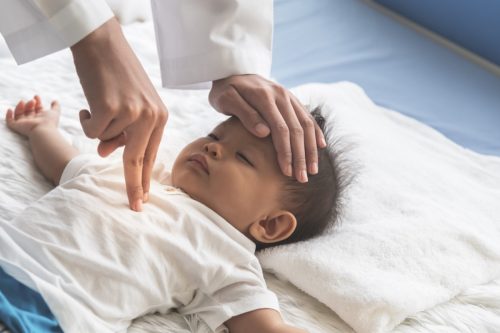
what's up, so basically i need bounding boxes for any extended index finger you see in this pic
[141,123,165,202]
[122,126,153,212]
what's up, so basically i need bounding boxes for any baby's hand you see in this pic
[5,95,60,138]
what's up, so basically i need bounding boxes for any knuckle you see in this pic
[219,88,236,103]
[290,126,304,137]
[306,149,318,161]
[106,104,124,120]
[142,155,155,168]
[255,86,273,100]
[102,99,118,114]
[250,113,263,124]
[212,87,241,115]
[281,151,293,164]
[126,156,144,168]
[273,84,287,97]
[274,122,289,135]
[158,107,168,124]
[141,107,156,121]
[128,185,143,199]
[215,89,237,112]
[300,117,315,130]
[121,104,139,121]
[294,156,307,167]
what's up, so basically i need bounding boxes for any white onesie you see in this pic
[0,154,279,333]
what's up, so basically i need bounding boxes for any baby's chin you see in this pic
[171,169,203,202]
[170,161,186,190]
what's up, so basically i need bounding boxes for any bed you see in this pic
[1,1,500,333]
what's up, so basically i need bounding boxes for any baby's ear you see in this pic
[249,211,297,244]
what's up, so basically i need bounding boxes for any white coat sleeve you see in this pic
[151,0,273,89]
[0,0,114,64]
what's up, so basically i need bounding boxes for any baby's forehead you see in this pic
[212,117,277,157]
[213,117,264,143]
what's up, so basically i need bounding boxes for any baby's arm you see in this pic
[225,308,308,333]
[5,96,79,185]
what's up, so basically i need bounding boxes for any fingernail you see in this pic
[310,162,318,174]
[285,164,293,177]
[300,170,308,183]
[320,137,327,148]
[134,199,143,212]
[143,192,149,202]
[255,123,270,136]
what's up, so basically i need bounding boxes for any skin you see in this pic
[5,96,79,185]
[71,18,168,212]
[172,116,300,243]
[209,75,327,183]
[6,97,308,333]
[69,18,326,212]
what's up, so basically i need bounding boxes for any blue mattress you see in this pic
[271,0,500,157]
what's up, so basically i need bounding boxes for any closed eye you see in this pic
[207,133,254,167]
[237,152,254,167]
[207,133,219,140]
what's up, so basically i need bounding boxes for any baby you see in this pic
[1,96,342,333]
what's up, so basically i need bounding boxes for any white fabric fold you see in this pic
[151,0,273,88]
[0,0,113,64]
[1,0,272,87]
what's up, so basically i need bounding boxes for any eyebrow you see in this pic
[212,124,270,167]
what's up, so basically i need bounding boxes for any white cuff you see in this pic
[3,0,113,64]
[159,47,272,89]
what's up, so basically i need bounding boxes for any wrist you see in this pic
[28,124,58,140]
[70,17,121,57]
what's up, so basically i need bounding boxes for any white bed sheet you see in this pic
[1,22,500,333]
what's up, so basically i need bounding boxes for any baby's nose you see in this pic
[204,142,222,159]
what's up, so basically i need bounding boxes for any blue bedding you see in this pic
[271,0,500,156]
[0,267,62,333]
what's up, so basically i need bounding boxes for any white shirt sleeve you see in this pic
[0,0,114,64]
[151,0,273,89]
[59,154,111,184]
[183,260,280,331]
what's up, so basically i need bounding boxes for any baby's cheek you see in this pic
[215,181,251,218]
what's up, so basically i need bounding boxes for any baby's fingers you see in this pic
[51,100,60,112]
[24,99,36,116]
[14,100,25,119]
[5,109,14,126]
[34,95,43,113]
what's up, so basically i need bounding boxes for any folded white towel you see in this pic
[258,82,500,333]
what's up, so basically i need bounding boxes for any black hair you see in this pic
[256,106,352,251]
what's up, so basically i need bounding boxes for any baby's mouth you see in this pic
[188,154,209,174]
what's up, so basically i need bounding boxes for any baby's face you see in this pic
[172,117,286,234]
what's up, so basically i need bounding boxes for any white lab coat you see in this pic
[0,0,273,88]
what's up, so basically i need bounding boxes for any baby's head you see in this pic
[172,108,345,250]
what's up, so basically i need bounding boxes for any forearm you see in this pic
[70,17,121,59]
[28,127,79,185]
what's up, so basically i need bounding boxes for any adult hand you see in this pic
[209,74,326,183]
[71,18,168,212]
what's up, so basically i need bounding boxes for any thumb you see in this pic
[79,109,95,138]
[97,132,127,157]
[50,100,60,112]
